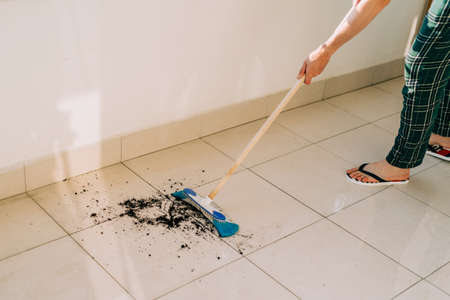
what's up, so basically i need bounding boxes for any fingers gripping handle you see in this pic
[208,79,304,199]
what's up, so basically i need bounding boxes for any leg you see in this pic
[348,0,450,184]
[386,0,450,168]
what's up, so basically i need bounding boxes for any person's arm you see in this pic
[297,0,391,84]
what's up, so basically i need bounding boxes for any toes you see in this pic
[349,171,378,183]
[349,171,359,179]
[362,176,371,183]
[346,167,358,175]
[351,171,363,181]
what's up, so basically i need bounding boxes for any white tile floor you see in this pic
[1,78,449,300]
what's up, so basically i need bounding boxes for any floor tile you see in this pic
[124,139,237,193]
[252,145,383,216]
[72,216,240,299]
[330,188,450,277]
[327,86,403,122]
[248,220,418,300]
[29,164,157,233]
[196,170,321,254]
[374,113,401,134]
[374,77,405,97]
[159,258,297,300]
[318,124,394,165]
[276,102,366,142]
[0,194,66,260]
[428,263,450,294]
[410,156,442,176]
[0,237,131,300]
[202,119,310,167]
[394,281,450,300]
[397,163,450,216]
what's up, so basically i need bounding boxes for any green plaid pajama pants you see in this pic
[386,0,450,169]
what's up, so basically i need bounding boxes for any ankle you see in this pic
[384,160,410,175]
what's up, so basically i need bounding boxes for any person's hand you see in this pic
[297,44,333,84]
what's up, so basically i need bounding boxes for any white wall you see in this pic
[0,0,424,169]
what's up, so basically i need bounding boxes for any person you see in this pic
[297,0,450,186]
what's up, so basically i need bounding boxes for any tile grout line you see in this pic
[426,280,450,297]
[393,183,450,218]
[324,186,390,218]
[151,256,244,300]
[244,257,302,300]
[249,164,395,224]
[389,279,423,300]
[425,260,450,279]
[25,191,137,300]
[200,138,329,219]
[372,84,404,99]
[240,218,324,258]
[246,168,326,218]
[325,86,404,124]
[324,188,450,280]
[120,160,246,195]
[119,160,246,261]
[0,235,67,264]
[391,278,450,299]
[326,217,424,279]
[200,136,311,171]
[152,217,323,299]
[425,269,450,297]
[321,78,378,100]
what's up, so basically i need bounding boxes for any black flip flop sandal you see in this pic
[426,144,450,161]
[346,163,409,186]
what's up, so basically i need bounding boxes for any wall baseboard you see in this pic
[0,58,404,200]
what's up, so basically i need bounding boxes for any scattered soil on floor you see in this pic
[117,193,216,237]
[80,172,235,259]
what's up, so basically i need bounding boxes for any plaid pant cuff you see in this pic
[433,125,450,138]
[385,151,424,169]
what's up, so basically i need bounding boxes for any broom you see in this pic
[172,79,304,237]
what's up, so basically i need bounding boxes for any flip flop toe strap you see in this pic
[357,163,387,183]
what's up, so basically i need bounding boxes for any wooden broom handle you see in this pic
[208,79,304,199]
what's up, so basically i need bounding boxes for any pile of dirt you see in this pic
[117,193,216,237]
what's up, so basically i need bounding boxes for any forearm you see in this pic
[324,0,390,55]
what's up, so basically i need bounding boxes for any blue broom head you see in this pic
[171,190,188,200]
[213,219,239,237]
[171,188,239,237]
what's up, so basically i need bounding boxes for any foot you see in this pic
[346,160,410,184]
[429,133,450,149]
